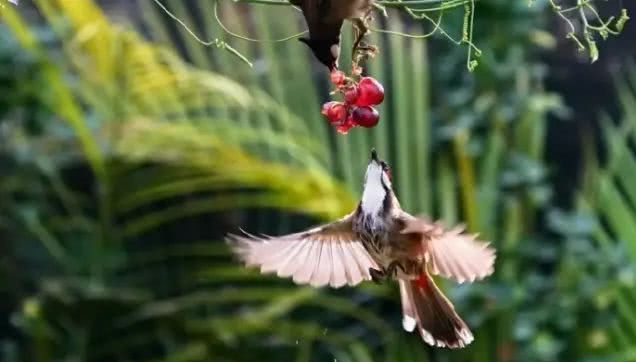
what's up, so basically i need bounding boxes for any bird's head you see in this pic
[299,37,340,71]
[360,149,394,215]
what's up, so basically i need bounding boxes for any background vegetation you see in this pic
[0,0,635,361]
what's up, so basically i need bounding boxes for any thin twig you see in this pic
[151,0,253,66]
[213,0,307,42]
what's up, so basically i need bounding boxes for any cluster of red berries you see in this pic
[321,70,385,134]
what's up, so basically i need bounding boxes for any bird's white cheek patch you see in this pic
[382,173,392,189]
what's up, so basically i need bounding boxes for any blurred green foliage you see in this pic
[0,1,634,362]
[576,68,636,361]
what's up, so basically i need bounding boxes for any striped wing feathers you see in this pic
[227,216,378,288]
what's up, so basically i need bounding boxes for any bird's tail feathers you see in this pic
[398,273,473,349]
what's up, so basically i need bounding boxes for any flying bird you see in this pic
[289,0,374,70]
[227,150,496,348]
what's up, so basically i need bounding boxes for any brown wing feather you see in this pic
[400,215,496,284]
[227,215,379,288]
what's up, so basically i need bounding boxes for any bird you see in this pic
[288,0,374,71]
[226,149,496,348]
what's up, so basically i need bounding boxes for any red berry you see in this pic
[344,86,359,105]
[330,70,346,86]
[351,106,380,128]
[336,116,356,134]
[322,101,347,124]
[356,77,384,106]
[321,101,338,117]
[330,104,348,124]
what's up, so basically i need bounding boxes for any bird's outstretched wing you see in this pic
[227,215,378,288]
[400,216,496,284]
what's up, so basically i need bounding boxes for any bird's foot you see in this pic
[369,262,406,283]
[369,268,386,284]
[386,261,406,278]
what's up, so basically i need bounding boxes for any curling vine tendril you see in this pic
[153,0,629,70]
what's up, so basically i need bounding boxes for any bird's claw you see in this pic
[386,261,406,278]
[369,262,406,284]
[369,268,386,284]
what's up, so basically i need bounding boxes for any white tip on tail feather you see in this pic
[402,316,417,332]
